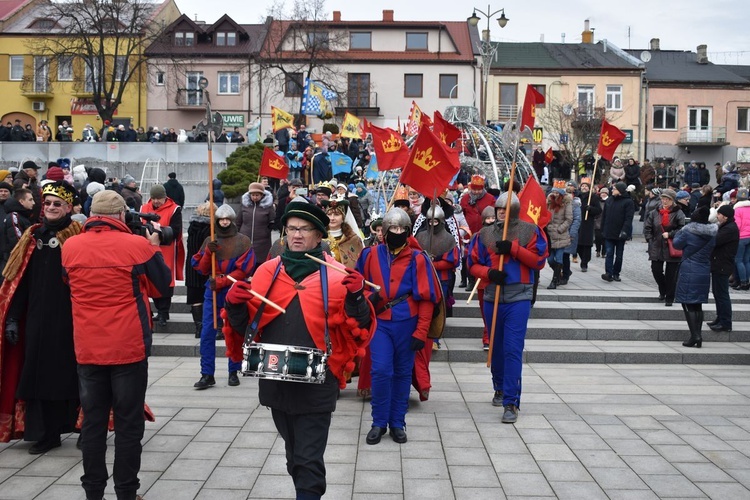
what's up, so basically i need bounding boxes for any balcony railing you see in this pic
[334,93,379,116]
[677,127,728,146]
[175,88,204,108]
[71,78,94,97]
[20,75,53,97]
[494,104,519,122]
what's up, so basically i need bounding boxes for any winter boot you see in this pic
[191,305,203,339]
[547,263,560,289]
[682,308,703,348]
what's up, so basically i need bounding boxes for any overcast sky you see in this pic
[174,0,750,65]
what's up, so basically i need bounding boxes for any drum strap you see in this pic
[320,265,332,355]
[243,260,284,347]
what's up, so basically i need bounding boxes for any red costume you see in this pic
[141,197,185,286]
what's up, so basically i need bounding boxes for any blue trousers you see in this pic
[604,239,626,276]
[370,316,418,429]
[200,288,242,375]
[483,300,531,408]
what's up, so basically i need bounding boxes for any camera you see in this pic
[124,211,175,245]
[296,187,308,196]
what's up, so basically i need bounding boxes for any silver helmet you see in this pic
[215,203,236,221]
[494,191,520,219]
[425,205,445,223]
[382,207,412,235]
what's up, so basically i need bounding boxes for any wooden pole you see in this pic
[304,253,381,291]
[385,182,401,212]
[466,278,481,303]
[208,137,218,330]
[584,156,601,221]
[226,276,286,314]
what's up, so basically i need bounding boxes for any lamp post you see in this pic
[467,6,509,124]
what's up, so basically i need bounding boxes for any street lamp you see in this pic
[467,6,509,124]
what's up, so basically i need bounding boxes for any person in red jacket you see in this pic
[61,190,171,500]
[141,184,185,327]
[459,175,496,290]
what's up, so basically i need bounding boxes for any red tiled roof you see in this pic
[0,0,30,21]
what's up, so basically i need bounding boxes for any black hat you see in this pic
[690,206,710,224]
[281,201,329,237]
[168,172,177,179]
[393,199,410,208]
[315,185,332,197]
[614,181,628,195]
[717,204,735,219]
[0,181,13,192]
[22,160,39,170]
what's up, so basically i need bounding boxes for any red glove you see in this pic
[225,281,254,304]
[341,269,365,295]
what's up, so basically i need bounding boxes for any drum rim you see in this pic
[244,342,327,356]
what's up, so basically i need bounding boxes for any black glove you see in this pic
[488,269,507,285]
[619,230,629,241]
[208,278,217,291]
[207,240,219,253]
[410,337,425,351]
[495,240,512,255]
[4,319,19,346]
[432,254,442,262]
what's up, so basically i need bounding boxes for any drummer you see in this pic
[223,201,375,500]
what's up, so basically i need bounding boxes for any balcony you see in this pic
[677,127,728,147]
[334,93,379,117]
[71,79,94,97]
[494,104,519,122]
[20,75,53,98]
[572,106,604,130]
[175,88,204,108]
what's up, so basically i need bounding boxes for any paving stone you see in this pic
[249,474,297,498]
[587,467,649,490]
[497,472,554,496]
[194,489,250,500]
[620,455,680,475]
[142,433,193,453]
[161,458,219,481]
[575,450,628,469]
[402,458,448,479]
[158,420,205,436]
[174,407,217,421]
[528,443,579,461]
[356,451,402,471]
[549,480,608,499]
[0,475,56,499]
[538,461,592,482]
[605,438,659,456]
[673,462,736,482]
[640,474,707,498]
[354,470,403,493]
[139,451,180,472]
[403,479,455,499]
[324,444,358,463]
[204,465,260,489]
[653,444,710,463]
[702,450,750,469]
[449,465,501,488]
[193,426,241,443]
[14,456,79,477]
[445,447,492,466]
[33,483,83,499]
[145,479,204,500]
[517,428,565,444]
[219,448,269,467]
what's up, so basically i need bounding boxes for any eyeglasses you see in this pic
[286,225,316,235]
[43,200,66,208]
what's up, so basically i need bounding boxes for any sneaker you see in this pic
[581,265,588,273]
[228,371,240,386]
[492,391,503,407]
[193,374,216,390]
[601,273,614,282]
[483,343,489,351]
[502,404,519,424]
[613,275,621,282]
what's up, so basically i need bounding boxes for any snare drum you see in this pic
[242,343,328,384]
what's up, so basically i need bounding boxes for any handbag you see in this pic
[667,238,683,259]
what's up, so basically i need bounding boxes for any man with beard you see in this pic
[141,184,185,327]
[459,175,496,290]
[357,208,441,444]
[1,188,35,281]
[468,192,548,424]
[0,182,82,452]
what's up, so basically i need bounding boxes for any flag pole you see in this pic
[386,182,401,212]
[200,89,220,330]
[584,156,601,221]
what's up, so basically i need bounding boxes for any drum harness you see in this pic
[242,260,332,356]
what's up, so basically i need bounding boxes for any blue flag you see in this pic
[301,79,338,116]
[330,152,353,176]
[366,154,379,179]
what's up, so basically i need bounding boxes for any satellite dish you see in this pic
[640,50,651,63]
[563,104,574,116]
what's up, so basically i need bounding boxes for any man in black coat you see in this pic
[576,179,602,272]
[708,205,739,332]
[163,172,185,207]
[601,182,634,282]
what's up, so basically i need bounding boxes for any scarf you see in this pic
[216,222,238,238]
[282,244,324,282]
[659,207,671,230]
[468,189,486,206]
[44,214,73,232]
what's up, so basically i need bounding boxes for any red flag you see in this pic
[597,119,627,161]
[544,147,554,164]
[420,111,433,130]
[361,118,371,139]
[520,85,545,132]
[400,126,460,196]
[518,176,551,228]
[370,124,410,171]
[259,147,289,180]
[433,110,462,145]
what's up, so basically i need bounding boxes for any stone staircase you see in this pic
[152,267,750,365]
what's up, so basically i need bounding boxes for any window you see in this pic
[498,83,518,119]
[186,71,203,105]
[218,72,240,94]
[653,105,677,130]
[57,56,73,81]
[10,56,24,80]
[404,74,423,98]
[33,56,49,92]
[84,58,102,92]
[285,72,304,97]
[348,73,370,107]
[175,32,194,46]
[606,85,622,111]
[350,32,371,50]
[216,32,236,46]
[739,108,750,132]
[439,74,458,98]
[406,32,428,50]
[114,56,128,81]
[532,84,546,108]
[577,85,595,116]
[31,18,55,30]
[306,31,329,49]
[156,71,165,85]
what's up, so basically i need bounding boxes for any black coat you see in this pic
[601,193,634,240]
[711,220,739,275]
[164,178,185,207]
[577,192,602,246]
[1,199,33,270]
[185,215,212,291]
[644,204,685,262]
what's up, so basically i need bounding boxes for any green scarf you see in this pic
[282,244,325,282]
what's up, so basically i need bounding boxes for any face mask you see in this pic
[386,230,408,250]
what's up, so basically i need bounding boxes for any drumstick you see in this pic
[466,278,481,303]
[304,253,382,291]
[226,275,286,314]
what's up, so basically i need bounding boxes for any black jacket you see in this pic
[711,219,739,275]
[1,199,34,278]
[601,193,635,240]
[163,178,185,207]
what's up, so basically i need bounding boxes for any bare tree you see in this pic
[537,99,609,167]
[29,0,171,123]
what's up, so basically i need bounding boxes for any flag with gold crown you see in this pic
[406,101,423,136]
[271,106,295,132]
[370,123,409,171]
[597,119,627,161]
[341,112,361,139]
[518,176,551,228]
[433,110,461,145]
[259,146,289,179]
[400,126,460,196]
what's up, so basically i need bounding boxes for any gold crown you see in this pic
[413,147,440,171]
[526,202,541,224]
[268,158,285,170]
[553,180,567,189]
[601,131,615,147]
[42,182,75,204]
[381,133,402,153]
[344,123,358,133]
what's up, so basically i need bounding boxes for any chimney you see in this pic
[650,38,660,51]
[332,11,341,22]
[697,44,708,64]
[382,10,394,22]
[581,19,593,44]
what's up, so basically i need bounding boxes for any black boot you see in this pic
[547,263,559,289]
[191,305,203,339]
[682,308,703,348]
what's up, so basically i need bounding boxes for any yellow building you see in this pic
[0,0,180,137]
